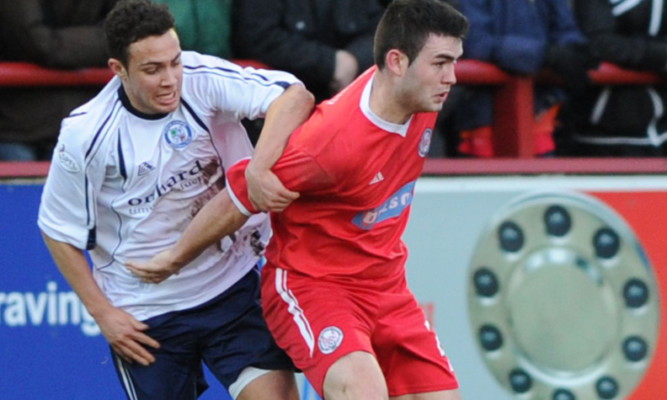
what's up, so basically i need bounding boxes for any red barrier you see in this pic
[0,161,50,177]
[491,62,665,158]
[0,59,508,87]
[453,59,511,85]
[422,157,667,175]
[5,158,667,179]
[0,60,665,170]
[0,62,113,86]
[0,59,273,87]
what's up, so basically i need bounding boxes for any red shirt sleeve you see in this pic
[227,117,339,215]
[226,159,258,215]
[269,115,338,194]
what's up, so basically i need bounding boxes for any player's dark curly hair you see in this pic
[374,0,469,68]
[104,0,175,66]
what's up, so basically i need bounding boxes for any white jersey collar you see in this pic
[360,73,412,137]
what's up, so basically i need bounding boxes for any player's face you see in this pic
[119,29,183,115]
[401,34,463,113]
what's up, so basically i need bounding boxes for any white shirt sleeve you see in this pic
[38,122,98,250]
[184,52,303,121]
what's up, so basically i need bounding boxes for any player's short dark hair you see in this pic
[104,0,176,66]
[374,0,469,69]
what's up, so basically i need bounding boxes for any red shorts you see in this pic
[261,265,458,397]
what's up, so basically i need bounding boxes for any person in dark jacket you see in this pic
[446,0,593,157]
[0,0,119,160]
[561,0,667,156]
[231,0,384,103]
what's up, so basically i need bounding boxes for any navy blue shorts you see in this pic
[112,266,294,400]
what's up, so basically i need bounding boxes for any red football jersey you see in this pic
[228,67,437,278]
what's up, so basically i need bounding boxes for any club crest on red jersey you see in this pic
[419,128,433,157]
[164,120,192,149]
[318,326,344,354]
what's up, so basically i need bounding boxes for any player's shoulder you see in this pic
[181,51,244,80]
[59,77,122,154]
[182,50,230,67]
[320,67,373,115]
[292,69,376,165]
[310,76,368,138]
[181,50,300,87]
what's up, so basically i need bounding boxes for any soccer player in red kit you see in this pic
[127,1,469,399]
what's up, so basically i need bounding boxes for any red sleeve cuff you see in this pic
[226,159,258,215]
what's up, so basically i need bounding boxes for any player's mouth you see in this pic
[435,91,449,103]
[157,91,179,106]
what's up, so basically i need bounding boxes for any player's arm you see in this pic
[41,232,159,365]
[126,188,249,283]
[246,83,314,212]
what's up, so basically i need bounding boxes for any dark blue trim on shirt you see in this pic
[183,64,293,88]
[117,130,127,181]
[184,63,265,78]
[85,175,96,250]
[85,98,121,159]
[117,86,168,120]
[181,98,210,133]
[86,227,96,250]
[81,98,124,250]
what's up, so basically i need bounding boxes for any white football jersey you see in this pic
[38,51,302,320]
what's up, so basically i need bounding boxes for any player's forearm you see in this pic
[41,232,114,318]
[170,188,249,268]
[250,83,314,171]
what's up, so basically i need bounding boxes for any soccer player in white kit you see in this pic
[36,1,313,399]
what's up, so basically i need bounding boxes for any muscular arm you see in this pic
[126,189,249,282]
[246,83,315,211]
[42,233,159,365]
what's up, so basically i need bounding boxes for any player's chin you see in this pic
[151,102,178,114]
[424,101,445,113]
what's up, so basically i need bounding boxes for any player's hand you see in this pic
[126,250,181,284]
[96,305,160,366]
[245,161,299,212]
[330,50,358,94]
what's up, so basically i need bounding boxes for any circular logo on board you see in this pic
[467,192,659,400]
[318,326,344,355]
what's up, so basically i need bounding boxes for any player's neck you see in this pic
[369,73,413,125]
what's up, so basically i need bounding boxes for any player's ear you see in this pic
[108,58,127,79]
[385,49,409,77]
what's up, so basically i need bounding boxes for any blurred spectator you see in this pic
[231,0,384,103]
[0,0,118,161]
[443,0,593,158]
[153,0,233,59]
[558,0,667,156]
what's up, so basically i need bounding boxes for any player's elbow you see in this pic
[288,84,315,113]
